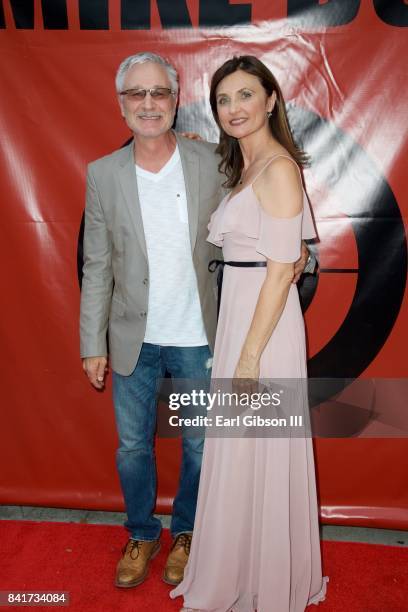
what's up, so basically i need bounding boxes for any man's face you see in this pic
[118,62,177,139]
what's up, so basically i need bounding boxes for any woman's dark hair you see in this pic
[209,55,308,188]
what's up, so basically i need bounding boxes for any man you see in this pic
[80,52,309,589]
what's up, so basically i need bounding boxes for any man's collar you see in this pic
[117,130,196,168]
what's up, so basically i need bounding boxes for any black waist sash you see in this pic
[208,259,267,318]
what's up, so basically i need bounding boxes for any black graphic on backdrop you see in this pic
[1,0,407,29]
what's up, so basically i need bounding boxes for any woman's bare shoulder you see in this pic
[255,154,303,218]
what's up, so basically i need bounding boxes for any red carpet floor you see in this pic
[0,520,407,611]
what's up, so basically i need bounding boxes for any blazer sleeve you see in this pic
[79,164,113,358]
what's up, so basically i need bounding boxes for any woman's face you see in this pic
[215,69,276,140]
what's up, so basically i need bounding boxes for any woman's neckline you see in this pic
[226,153,294,203]
[224,182,303,220]
[225,182,252,205]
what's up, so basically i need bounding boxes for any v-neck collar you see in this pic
[135,145,180,182]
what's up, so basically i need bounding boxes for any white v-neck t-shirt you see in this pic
[136,145,208,346]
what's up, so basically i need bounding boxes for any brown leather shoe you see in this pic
[115,538,161,588]
[162,532,192,585]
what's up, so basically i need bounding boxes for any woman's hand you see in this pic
[180,131,203,141]
[234,358,259,380]
[233,357,260,397]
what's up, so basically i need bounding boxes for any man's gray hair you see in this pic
[115,52,179,93]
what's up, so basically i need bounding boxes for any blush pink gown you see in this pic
[170,155,329,612]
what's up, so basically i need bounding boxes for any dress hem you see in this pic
[171,575,329,611]
[308,575,329,607]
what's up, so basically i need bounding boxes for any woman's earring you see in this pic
[266,111,272,118]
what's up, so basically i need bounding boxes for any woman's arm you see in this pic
[234,157,303,380]
[235,259,295,379]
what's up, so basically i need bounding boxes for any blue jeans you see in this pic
[112,343,212,541]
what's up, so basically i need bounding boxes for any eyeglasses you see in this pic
[119,87,176,101]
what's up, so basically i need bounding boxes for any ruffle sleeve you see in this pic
[302,193,317,240]
[207,188,317,258]
[256,208,303,263]
[207,207,224,247]
[256,193,317,263]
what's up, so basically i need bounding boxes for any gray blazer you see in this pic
[80,133,224,376]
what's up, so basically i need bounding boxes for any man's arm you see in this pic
[80,165,113,389]
[293,241,317,283]
[82,356,108,390]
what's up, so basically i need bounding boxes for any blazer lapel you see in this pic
[177,133,199,253]
[117,140,148,260]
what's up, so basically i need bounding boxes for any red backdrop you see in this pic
[0,0,407,528]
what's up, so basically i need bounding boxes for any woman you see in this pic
[170,56,328,612]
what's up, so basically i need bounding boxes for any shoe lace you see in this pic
[173,533,192,554]
[123,539,141,560]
